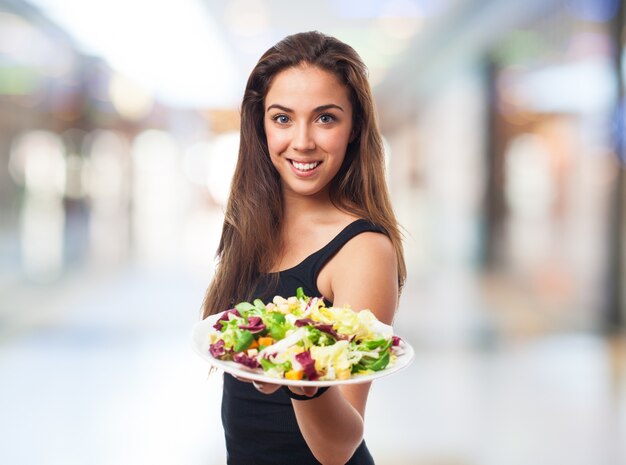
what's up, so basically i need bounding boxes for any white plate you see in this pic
[191,311,415,387]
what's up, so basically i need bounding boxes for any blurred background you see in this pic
[1,0,625,464]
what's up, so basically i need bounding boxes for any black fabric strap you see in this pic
[305,219,387,291]
[282,386,329,401]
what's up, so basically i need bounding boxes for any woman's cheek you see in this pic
[266,129,289,154]
[321,131,349,155]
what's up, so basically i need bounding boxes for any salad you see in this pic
[207,288,404,381]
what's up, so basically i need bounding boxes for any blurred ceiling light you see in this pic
[0,12,73,94]
[378,0,423,41]
[335,0,424,19]
[9,131,67,195]
[335,0,386,18]
[335,0,439,18]
[381,0,422,16]
[131,130,182,263]
[29,0,240,108]
[86,130,129,203]
[224,0,270,37]
[109,73,154,122]
[378,16,421,42]
[516,59,615,113]
[132,130,179,175]
[0,11,27,55]
[0,11,73,75]
[505,133,555,219]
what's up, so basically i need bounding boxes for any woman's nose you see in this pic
[292,123,316,151]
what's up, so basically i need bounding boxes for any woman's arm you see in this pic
[289,231,399,465]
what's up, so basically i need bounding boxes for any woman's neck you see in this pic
[281,189,336,223]
[268,187,360,272]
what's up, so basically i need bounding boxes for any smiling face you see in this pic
[263,65,354,200]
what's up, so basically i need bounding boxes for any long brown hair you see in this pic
[202,31,406,318]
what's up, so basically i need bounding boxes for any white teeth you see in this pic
[292,161,320,171]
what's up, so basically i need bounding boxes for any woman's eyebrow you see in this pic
[315,104,344,112]
[266,103,344,113]
[266,104,292,113]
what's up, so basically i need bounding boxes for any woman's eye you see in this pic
[273,115,290,124]
[318,114,335,124]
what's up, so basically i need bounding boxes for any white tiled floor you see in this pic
[1,263,625,465]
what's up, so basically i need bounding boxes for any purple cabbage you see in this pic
[238,316,266,334]
[233,352,261,369]
[213,309,241,331]
[294,318,315,327]
[209,339,226,358]
[294,350,318,380]
[295,318,349,341]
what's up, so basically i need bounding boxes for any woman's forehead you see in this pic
[264,66,351,111]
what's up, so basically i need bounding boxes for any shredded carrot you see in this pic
[285,370,304,380]
[258,337,274,347]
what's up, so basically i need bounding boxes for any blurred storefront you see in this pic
[378,0,626,342]
[484,0,624,334]
[0,1,236,296]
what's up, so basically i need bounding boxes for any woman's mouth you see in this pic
[290,160,321,173]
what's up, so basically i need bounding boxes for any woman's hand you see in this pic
[254,381,320,398]
[234,375,319,397]
[232,375,282,395]
[285,385,319,397]
[252,380,282,395]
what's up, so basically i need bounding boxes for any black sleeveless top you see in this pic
[221,219,385,465]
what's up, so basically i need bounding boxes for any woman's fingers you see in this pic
[301,386,318,397]
[232,374,252,383]
[232,374,281,394]
[287,385,318,397]
[252,380,281,394]
[235,374,315,397]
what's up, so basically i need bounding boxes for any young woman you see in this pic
[202,31,406,465]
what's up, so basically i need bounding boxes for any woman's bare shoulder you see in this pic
[336,230,397,274]
[324,230,398,323]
